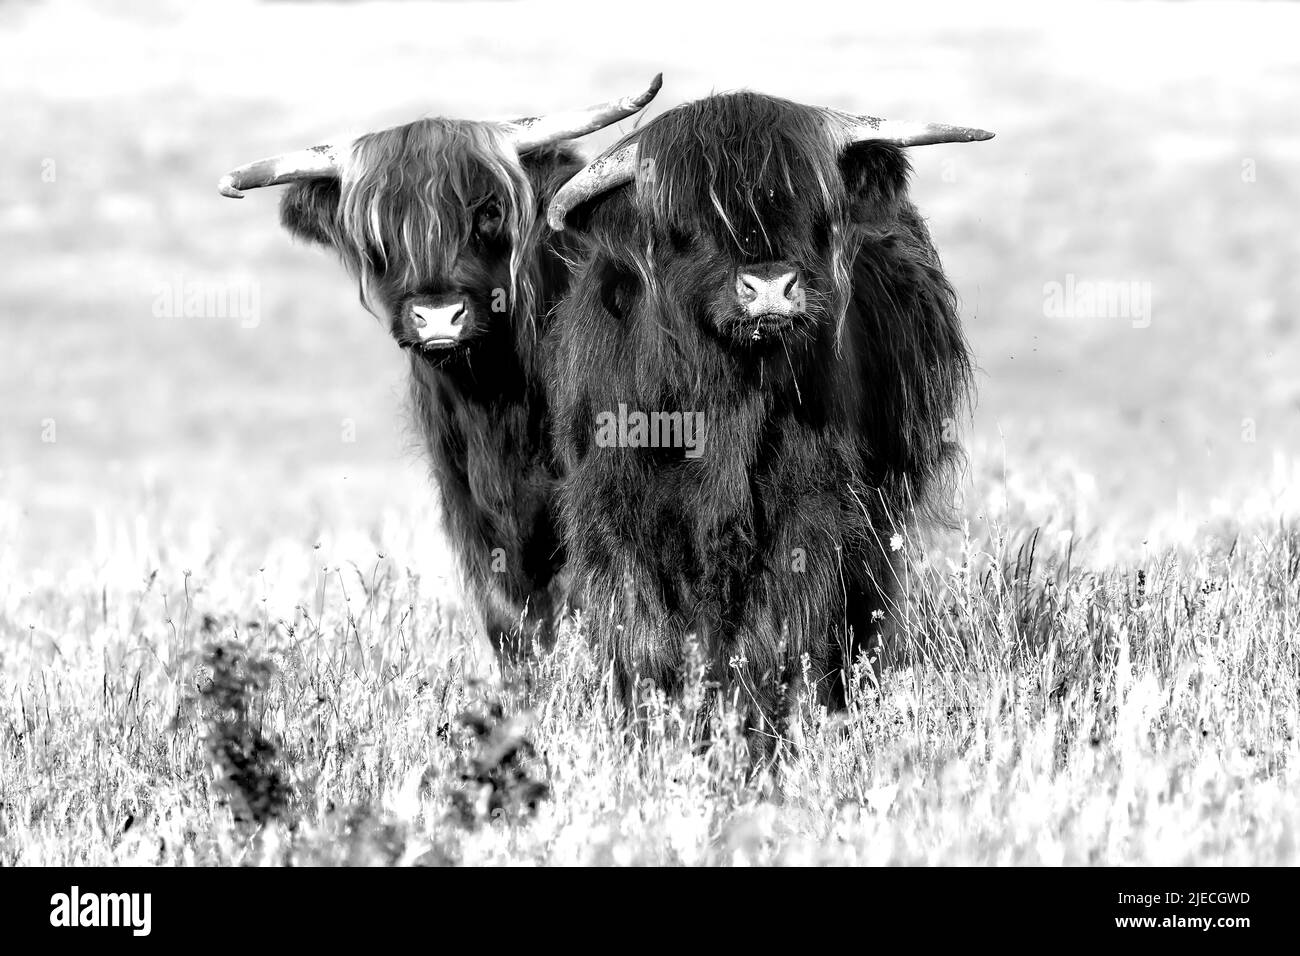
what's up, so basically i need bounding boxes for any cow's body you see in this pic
[279,137,582,656]
[549,92,980,738]
[398,146,583,652]
[222,79,666,659]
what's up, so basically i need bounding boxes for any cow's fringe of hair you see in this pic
[336,119,539,329]
[629,92,841,257]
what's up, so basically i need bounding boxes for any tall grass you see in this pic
[1,498,1295,865]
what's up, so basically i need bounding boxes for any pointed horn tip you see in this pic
[625,73,664,109]
[217,175,245,199]
[969,128,995,141]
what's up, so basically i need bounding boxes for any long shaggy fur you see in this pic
[279,119,584,657]
[551,92,973,742]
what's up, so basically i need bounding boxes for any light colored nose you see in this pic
[411,301,467,344]
[736,270,803,317]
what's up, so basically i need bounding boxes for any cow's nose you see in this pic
[736,269,804,317]
[411,301,467,345]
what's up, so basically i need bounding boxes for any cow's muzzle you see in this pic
[736,266,805,320]
[410,299,468,348]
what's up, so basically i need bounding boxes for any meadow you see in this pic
[2,0,1298,864]
[5,502,1298,865]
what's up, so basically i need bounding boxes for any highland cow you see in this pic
[217,78,661,660]
[546,91,991,742]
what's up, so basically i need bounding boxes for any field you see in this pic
[2,0,1299,864]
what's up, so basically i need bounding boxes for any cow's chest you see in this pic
[683,400,852,571]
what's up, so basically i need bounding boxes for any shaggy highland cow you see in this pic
[217,78,661,660]
[546,92,991,741]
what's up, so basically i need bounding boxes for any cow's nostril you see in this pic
[411,300,470,340]
[738,268,803,317]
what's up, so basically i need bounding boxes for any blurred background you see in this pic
[3,0,1298,572]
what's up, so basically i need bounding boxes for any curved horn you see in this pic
[546,141,640,231]
[217,144,347,199]
[509,74,662,153]
[837,114,994,147]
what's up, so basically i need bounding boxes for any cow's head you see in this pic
[218,77,661,359]
[548,91,991,347]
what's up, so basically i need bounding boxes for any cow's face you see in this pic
[650,201,847,347]
[564,93,913,348]
[279,119,540,360]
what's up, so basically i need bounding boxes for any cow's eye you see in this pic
[475,200,504,238]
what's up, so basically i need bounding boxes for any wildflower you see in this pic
[729,654,748,669]
[889,533,904,552]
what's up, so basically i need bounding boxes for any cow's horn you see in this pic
[218,144,347,199]
[546,142,640,231]
[839,114,994,148]
[509,74,662,153]
[217,75,662,199]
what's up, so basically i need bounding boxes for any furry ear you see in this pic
[840,142,911,228]
[279,178,344,249]
[553,175,638,240]
[553,191,601,236]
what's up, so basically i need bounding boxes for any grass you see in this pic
[3,495,1296,865]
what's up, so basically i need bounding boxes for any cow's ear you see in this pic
[553,180,635,240]
[840,142,910,228]
[279,178,344,249]
[553,192,601,236]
